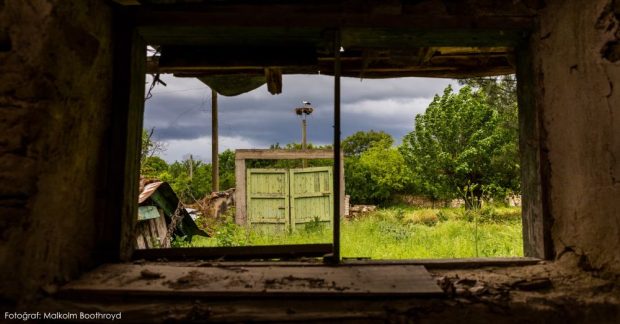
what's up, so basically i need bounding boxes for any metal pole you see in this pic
[302,117,307,167]
[211,89,219,192]
[332,30,341,263]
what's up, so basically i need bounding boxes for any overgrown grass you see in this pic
[183,206,523,259]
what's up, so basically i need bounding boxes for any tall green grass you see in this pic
[185,206,524,259]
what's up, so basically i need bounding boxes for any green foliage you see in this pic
[215,218,243,247]
[342,130,393,157]
[141,156,168,179]
[140,144,238,204]
[400,84,519,203]
[303,216,325,234]
[218,149,236,190]
[341,131,411,205]
[171,235,191,248]
[160,158,213,203]
[345,145,411,205]
[188,206,523,259]
[140,128,167,175]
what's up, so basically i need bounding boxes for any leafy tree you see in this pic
[459,75,520,197]
[140,128,166,170]
[218,149,236,190]
[141,156,168,179]
[162,157,213,203]
[346,145,411,205]
[400,85,519,206]
[342,130,393,157]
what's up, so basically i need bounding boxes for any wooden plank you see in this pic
[155,209,169,248]
[147,219,159,248]
[236,149,334,160]
[132,244,332,261]
[290,167,333,231]
[342,257,542,269]
[135,9,534,32]
[155,257,541,269]
[135,231,146,250]
[59,264,442,297]
[112,0,140,5]
[158,45,317,71]
[247,169,289,231]
[106,8,147,261]
[516,42,553,259]
[234,158,246,225]
[138,206,160,221]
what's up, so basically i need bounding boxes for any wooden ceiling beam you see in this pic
[136,11,533,31]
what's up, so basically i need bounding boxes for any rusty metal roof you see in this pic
[139,181,164,204]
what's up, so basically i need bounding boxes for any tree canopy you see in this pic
[399,84,519,204]
[342,130,393,157]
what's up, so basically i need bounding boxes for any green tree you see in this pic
[141,156,168,179]
[163,156,213,203]
[218,149,236,190]
[346,145,411,205]
[400,85,519,206]
[342,130,393,157]
[140,128,166,171]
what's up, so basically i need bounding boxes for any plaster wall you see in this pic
[534,0,620,274]
[0,0,114,304]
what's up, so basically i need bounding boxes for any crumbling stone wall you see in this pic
[533,0,620,274]
[0,0,114,305]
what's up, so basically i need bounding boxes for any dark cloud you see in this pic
[144,74,456,162]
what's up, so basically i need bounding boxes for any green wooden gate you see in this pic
[247,166,333,232]
[246,169,289,232]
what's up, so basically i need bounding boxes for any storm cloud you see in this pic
[144,74,457,162]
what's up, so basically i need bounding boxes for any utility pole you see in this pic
[295,101,313,168]
[211,89,219,192]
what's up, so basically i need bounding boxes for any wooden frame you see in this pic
[133,244,333,261]
[108,6,146,261]
[235,149,345,226]
[516,41,554,259]
[109,2,551,262]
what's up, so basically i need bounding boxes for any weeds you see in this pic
[189,206,523,259]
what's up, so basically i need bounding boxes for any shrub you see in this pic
[303,216,325,234]
[404,209,439,226]
[215,217,244,247]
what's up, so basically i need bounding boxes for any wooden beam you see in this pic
[264,67,282,95]
[342,257,542,269]
[132,244,333,260]
[332,30,342,263]
[59,263,442,298]
[136,10,534,31]
[516,40,553,259]
[234,158,246,225]
[106,7,146,261]
[235,149,335,160]
[158,45,318,71]
[211,89,219,192]
[112,0,141,5]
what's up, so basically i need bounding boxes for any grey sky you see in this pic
[144,74,457,163]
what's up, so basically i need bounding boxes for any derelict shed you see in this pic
[0,0,619,322]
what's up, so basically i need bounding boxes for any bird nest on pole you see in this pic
[295,107,313,116]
